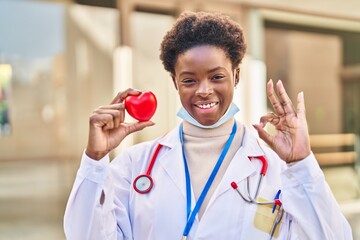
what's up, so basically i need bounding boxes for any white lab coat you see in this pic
[64,122,352,240]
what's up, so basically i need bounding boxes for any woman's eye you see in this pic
[182,79,195,84]
[212,75,225,81]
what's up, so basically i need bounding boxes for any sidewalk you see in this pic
[341,199,360,239]
[0,159,69,240]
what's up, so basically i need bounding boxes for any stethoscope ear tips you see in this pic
[231,182,238,189]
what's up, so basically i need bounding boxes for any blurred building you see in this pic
[0,0,359,239]
[0,0,359,162]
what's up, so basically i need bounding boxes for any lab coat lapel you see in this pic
[157,125,188,200]
[207,127,266,206]
[154,124,267,213]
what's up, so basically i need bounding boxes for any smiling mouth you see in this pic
[195,102,218,109]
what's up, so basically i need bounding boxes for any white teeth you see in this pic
[198,103,216,109]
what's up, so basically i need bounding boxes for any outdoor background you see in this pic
[0,0,360,239]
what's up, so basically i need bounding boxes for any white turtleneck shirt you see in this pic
[182,118,244,219]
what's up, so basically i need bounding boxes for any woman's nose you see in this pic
[195,81,213,97]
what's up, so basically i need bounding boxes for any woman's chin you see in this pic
[195,117,219,126]
[193,107,221,125]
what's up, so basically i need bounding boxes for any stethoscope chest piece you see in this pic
[133,143,163,194]
[133,174,153,194]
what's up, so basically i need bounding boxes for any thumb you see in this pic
[126,121,155,135]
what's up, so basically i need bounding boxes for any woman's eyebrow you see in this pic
[208,66,228,73]
[179,71,195,77]
[179,67,228,77]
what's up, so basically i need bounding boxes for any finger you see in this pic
[96,104,125,128]
[267,79,285,116]
[94,109,124,128]
[260,112,280,126]
[110,92,123,104]
[102,114,115,131]
[253,124,274,148]
[90,112,115,130]
[111,89,141,104]
[297,91,306,120]
[98,103,124,110]
[276,80,295,115]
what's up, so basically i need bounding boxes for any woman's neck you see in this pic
[182,118,235,138]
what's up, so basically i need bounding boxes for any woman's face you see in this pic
[172,45,239,126]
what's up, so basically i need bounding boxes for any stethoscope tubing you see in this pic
[231,155,282,207]
[232,180,274,205]
[231,155,273,205]
[145,144,162,175]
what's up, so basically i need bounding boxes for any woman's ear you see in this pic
[171,74,178,90]
[234,68,240,87]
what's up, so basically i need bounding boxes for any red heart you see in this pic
[124,91,157,121]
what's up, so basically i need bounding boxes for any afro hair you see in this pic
[160,11,247,75]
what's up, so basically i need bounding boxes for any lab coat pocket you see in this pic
[253,198,283,238]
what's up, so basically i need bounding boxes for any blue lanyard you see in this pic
[179,122,237,238]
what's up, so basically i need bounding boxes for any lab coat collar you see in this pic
[155,122,267,208]
[157,124,181,149]
[239,124,267,157]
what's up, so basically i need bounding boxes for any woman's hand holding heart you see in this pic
[85,89,157,160]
